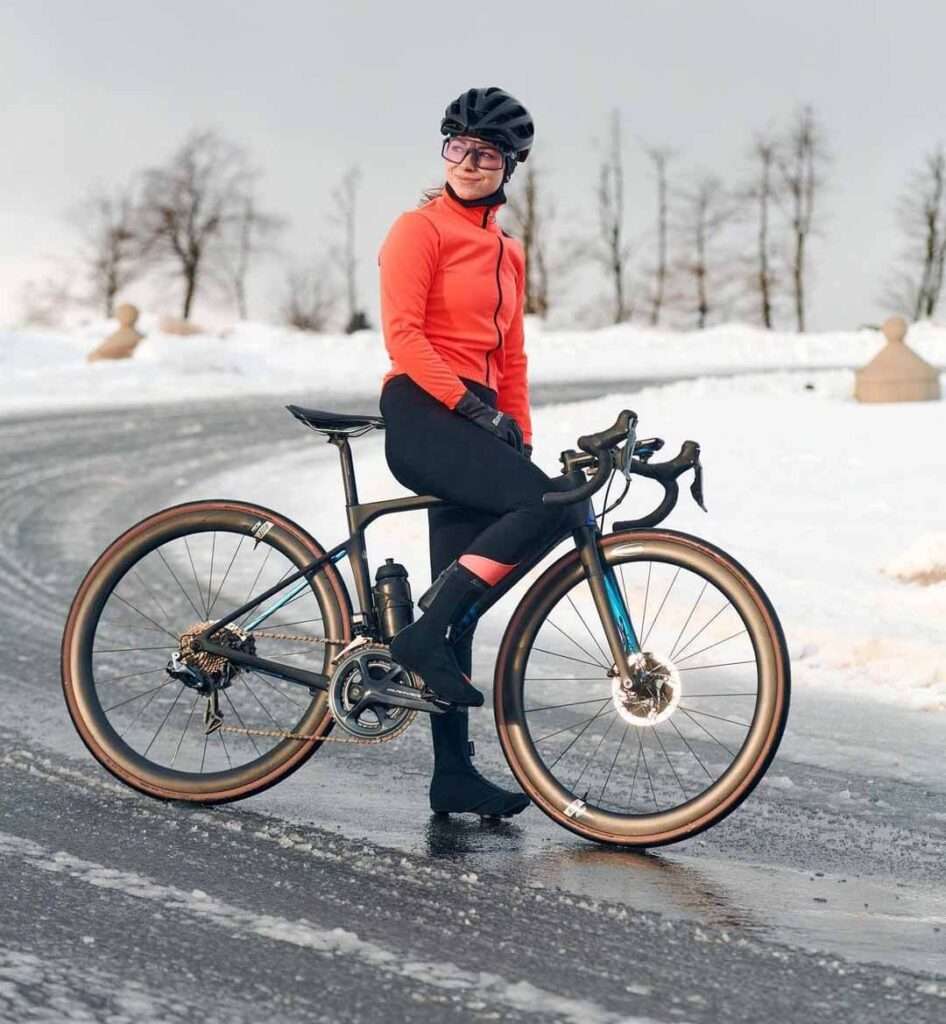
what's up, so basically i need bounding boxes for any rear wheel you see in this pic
[61,500,353,803]
[495,529,790,847]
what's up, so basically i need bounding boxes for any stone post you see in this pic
[854,316,941,403]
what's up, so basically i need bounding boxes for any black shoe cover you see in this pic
[430,770,531,818]
[390,627,484,707]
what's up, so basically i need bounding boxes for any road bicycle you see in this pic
[61,403,790,848]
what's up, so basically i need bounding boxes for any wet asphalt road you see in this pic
[1,385,945,1023]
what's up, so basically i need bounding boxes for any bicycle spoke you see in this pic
[237,546,274,626]
[183,536,209,618]
[678,660,756,672]
[170,694,201,768]
[94,644,177,654]
[668,581,707,662]
[597,722,629,806]
[241,677,283,729]
[208,535,244,618]
[249,670,306,711]
[639,563,653,641]
[549,706,615,770]
[641,567,680,649]
[206,532,216,617]
[675,630,750,665]
[546,616,608,670]
[222,690,262,758]
[217,728,234,769]
[132,569,176,635]
[525,696,614,714]
[565,592,611,667]
[679,706,750,729]
[97,666,167,687]
[671,602,728,660]
[668,716,713,781]
[156,547,205,622]
[639,732,659,809]
[142,685,185,757]
[572,712,618,792]
[652,724,687,801]
[676,692,757,698]
[112,592,180,643]
[533,699,611,746]
[680,708,735,757]
[119,680,170,739]
[531,646,606,671]
[104,678,175,713]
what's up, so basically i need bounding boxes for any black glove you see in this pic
[454,390,524,452]
[523,443,533,461]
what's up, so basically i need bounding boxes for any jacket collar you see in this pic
[441,181,506,228]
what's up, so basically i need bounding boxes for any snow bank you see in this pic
[2,314,944,417]
[201,368,946,713]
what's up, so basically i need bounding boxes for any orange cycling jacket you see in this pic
[378,186,532,445]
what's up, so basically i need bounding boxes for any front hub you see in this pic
[611,651,681,727]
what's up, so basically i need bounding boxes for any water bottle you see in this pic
[373,559,414,641]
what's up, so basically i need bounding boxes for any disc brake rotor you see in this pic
[612,651,681,727]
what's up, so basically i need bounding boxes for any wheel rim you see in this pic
[67,507,346,794]
[498,534,787,843]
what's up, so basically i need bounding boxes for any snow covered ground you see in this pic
[197,366,946,732]
[2,313,944,417]
[5,313,943,743]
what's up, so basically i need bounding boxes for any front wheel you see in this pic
[61,500,353,804]
[494,529,790,847]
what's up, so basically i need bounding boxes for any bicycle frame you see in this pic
[196,433,641,693]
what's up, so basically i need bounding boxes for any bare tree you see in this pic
[884,146,946,319]
[749,137,779,328]
[218,194,285,320]
[281,264,338,332]
[68,182,149,317]
[505,160,555,315]
[776,105,828,331]
[595,110,633,323]
[676,175,734,329]
[643,145,674,325]
[140,130,263,319]
[330,165,371,333]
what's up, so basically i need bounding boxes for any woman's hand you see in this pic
[454,390,524,452]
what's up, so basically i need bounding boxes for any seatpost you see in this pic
[329,434,376,633]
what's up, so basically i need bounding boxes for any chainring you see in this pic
[328,641,422,742]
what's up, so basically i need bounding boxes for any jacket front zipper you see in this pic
[485,230,505,391]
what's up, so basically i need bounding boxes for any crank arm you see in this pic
[348,684,447,717]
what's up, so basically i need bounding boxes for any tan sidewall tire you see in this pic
[494,528,790,847]
[60,500,353,804]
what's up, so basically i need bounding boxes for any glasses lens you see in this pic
[442,137,504,170]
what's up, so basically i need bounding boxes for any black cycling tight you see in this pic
[379,373,570,582]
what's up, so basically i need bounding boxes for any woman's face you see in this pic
[443,135,505,200]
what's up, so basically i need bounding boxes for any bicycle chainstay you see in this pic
[211,633,412,746]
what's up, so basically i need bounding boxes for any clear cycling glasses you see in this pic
[441,136,506,171]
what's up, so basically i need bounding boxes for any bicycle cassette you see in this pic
[328,641,434,741]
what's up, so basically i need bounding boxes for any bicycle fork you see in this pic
[574,523,641,679]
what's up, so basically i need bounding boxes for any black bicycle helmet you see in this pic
[440,87,534,164]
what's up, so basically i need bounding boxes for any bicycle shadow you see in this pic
[424,813,758,932]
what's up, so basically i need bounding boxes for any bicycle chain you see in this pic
[212,632,399,745]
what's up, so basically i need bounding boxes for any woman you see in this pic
[378,87,570,818]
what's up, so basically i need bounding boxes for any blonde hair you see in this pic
[418,184,444,207]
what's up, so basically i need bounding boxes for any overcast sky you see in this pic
[3,0,945,330]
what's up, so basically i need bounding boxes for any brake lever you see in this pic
[690,457,708,512]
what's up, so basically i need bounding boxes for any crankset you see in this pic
[328,640,448,741]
